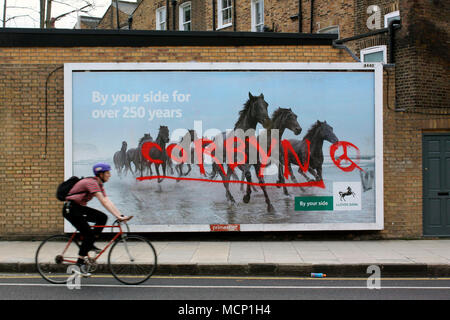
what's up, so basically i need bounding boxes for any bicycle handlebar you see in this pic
[114,215,133,224]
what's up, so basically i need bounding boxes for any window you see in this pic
[360,45,387,64]
[179,2,191,31]
[156,7,166,30]
[318,25,340,39]
[251,0,264,32]
[384,10,400,28]
[217,0,232,29]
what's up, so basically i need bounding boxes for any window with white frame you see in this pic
[156,6,166,30]
[179,2,191,31]
[251,0,264,32]
[217,0,232,29]
[360,45,387,64]
[318,25,340,38]
[384,10,400,28]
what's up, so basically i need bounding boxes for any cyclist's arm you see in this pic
[94,192,128,221]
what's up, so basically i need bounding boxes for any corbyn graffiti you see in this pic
[66,63,382,232]
[138,136,364,182]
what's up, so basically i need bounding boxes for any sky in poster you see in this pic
[72,70,375,160]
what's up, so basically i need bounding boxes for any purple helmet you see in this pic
[92,163,111,176]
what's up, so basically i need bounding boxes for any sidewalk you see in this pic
[0,240,449,277]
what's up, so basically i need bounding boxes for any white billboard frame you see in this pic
[64,62,384,232]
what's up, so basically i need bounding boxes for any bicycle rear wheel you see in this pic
[108,235,157,285]
[35,235,80,284]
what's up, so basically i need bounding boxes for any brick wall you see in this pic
[132,0,208,31]
[131,0,165,30]
[125,0,356,35]
[395,0,449,112]
[329,0,449,238]
[381,0,449,238]
[0,42,354,237]
[300,0,355,37]
[0,64,64,235]
[97,5,134,29]
[382,68,449,238]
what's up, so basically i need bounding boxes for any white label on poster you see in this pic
[333,182,362,211]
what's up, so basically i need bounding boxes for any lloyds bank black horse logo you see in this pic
[339,186,356,201]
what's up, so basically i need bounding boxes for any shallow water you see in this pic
[74,159,376,229]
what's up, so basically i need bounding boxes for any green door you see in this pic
[423,134,450,236]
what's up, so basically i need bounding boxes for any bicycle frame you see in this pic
[62,222,126,264]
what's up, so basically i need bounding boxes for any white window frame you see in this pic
[384,10,400,28]
[318,25,340,39]
[251,0,264,32]
[179,2,191,31]
[217,0,233,30]
[360,45,387,64]
[156,6,166,30]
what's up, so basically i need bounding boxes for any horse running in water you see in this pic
[171,129,197,179]
[127,133,153,177]
[113,141,128,177]
[285,120,338,183]
[171,131,216,179]
[244,107,302,197]
[210,92,275,212]
[143,125,170,183]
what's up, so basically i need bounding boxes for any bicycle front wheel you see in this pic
[108,235,157,285]
[35,235,80,284]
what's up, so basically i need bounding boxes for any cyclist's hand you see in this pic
[118,215,133,222]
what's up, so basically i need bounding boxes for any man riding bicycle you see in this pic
[63,163,130,274]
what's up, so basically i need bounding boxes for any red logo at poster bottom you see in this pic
[210,224,240,232]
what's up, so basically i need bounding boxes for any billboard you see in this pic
[64,62,383,232]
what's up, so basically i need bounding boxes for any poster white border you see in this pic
[64,62,384,232]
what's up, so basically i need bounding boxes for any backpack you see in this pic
[56,176,85,201]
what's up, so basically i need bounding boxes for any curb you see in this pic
[1,263,449,277]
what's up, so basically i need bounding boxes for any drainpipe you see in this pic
[115,0,120,30]
[166,0,169,30]
[127,15,133,29]
[172,0,177,30]
[212,0,216,30]
[310,0,314,33]
[388,20,401,64]
[332,40,361,62]
[233,0,237,31]
[298,0,302,33]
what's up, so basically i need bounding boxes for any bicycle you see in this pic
[35,216,157,285]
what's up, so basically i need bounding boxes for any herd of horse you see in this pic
[113,92,339,212]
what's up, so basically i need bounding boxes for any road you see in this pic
[0,274,449,301]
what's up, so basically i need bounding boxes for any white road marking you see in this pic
[0,283,449,290]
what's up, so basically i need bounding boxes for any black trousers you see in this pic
[63,201,107,257]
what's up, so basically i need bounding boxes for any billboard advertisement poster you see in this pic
[64,63,383,232]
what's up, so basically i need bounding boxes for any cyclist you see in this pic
[63,163,130,275]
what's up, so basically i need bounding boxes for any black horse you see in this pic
[127,133,153,177]
[238,107,302,197]
[211,92,274,212]
[172,129,197,179]
[339,186,356,201]
[144,125,170,183]
[285,120,338,183]
[113,141,128,177]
